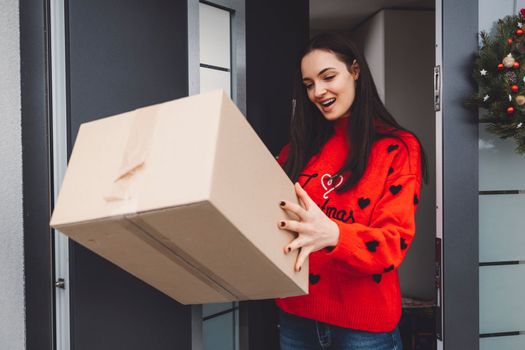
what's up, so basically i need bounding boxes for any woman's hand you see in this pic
[278,182,340,272]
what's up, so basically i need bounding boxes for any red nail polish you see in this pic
[280,201,285,207]
[287,247,291,252]
[298,266,301,272]
[280,221,285,227]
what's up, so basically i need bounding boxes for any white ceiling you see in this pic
[310,0,435,31]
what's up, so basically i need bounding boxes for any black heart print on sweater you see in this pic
[358,197,370,209]
[309,274,320,285]
[389,185,402,195]
[387,144,399,153]
[365,240,379,252]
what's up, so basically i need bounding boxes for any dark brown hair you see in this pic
[283,32,428,191]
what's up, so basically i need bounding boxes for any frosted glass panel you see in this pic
[200,67,231,96]
[479,125,525,190]
[480,264,525,333]
[199,3,230,69]
[480,335,525,350]
[479,194,525,262]
[203,302,233,318]
[203,312,234,350]
[478,0,518,32]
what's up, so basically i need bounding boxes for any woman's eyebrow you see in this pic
[302,67,336,81]
[318,67,335,76]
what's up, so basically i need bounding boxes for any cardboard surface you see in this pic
[50,90,308,304]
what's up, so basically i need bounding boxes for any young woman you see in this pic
[275,32,427,350]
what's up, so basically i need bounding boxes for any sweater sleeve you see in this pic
[325,140,422,275]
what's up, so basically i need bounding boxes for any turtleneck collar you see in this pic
[333,116,349,136]
[332,117,397,137]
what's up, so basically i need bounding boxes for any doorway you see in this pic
[310,1,437,349]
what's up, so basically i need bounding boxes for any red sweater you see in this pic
[275,117,422,332]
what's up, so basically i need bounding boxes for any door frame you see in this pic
[437,0,479,348]
[21,0,55,348]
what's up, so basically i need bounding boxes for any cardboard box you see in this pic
[50,90,308,304]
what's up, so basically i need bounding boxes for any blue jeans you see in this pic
[278,310,403,350]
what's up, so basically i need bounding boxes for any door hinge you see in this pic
[434,65,441,112]
[55,278,66,289]
[435,237,442,340]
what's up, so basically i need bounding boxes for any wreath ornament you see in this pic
[468,8,525,153]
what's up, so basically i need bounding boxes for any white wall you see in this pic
[351,9,436,300]
[0,0,26,349]
[384,10,436,300]
[352,11,386,103]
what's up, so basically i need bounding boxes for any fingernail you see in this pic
[287,247,291,252]
[280,201,285,207]
[280,221,286,227]
[298,266,301,272]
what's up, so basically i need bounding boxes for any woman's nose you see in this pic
[314,84,326,98]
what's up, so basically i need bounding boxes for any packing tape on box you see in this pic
[103,106,158,211]
[102,105,246,301]
[104,106,248,300]
[124,214,247,301]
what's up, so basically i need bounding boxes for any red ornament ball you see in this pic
[514,61,520,69]
[508,106,515,114]
[517,29,524,36]
[508,38,514,44]
[498,63,504,70]
[512,85,519,92]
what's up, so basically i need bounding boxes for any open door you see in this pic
[250,0,480,348]
[51,1,194,349]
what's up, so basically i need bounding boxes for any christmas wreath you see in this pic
[467,8,525,153]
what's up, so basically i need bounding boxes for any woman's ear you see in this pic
[350,59,360,80]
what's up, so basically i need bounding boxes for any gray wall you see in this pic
[352,9,436,300]
[0,0,26,349]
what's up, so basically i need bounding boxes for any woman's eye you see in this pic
[304,84,313,90]
[324,76,335,81]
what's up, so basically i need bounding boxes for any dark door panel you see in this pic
[66,1,191,349]
[241,0,309,349]
[67,0,189,149]
[69,246,192,349]
[245,0,309,156]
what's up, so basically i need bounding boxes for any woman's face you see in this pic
[301,49,359,121]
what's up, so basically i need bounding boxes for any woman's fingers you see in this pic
[283,237,311,272]
[295,246,311,272]
[294,182,314,210]
[278,219,305,233]
[284,234,308,253]
[280,200,308,220]
[298,196,308,211]
[279,183,316,271]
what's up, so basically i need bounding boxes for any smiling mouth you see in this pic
[320,98,336,108]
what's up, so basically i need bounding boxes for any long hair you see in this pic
[283,32,428,192]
